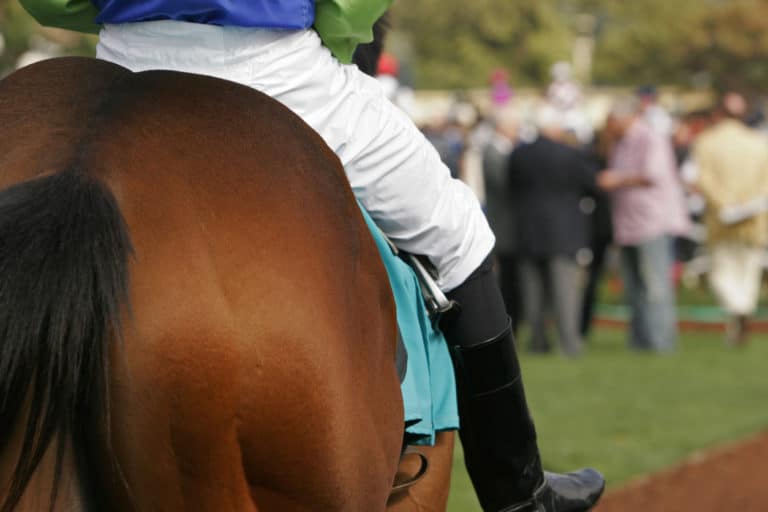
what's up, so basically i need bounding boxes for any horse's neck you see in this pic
[0,414,85,512]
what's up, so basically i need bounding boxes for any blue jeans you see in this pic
[620,236,677,352]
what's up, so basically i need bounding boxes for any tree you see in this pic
[391,0,572,89]
[571,0,706,86]
[679,0,768,94]
[390,0,768,91]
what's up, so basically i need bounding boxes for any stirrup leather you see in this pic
[380,232,456,318]
[405,253,455,317]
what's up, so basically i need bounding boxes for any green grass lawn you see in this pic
[446,328,768,511]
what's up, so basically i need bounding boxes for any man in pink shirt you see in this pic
[599,99,690,352]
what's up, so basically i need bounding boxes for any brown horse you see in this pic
[0,57,453,511]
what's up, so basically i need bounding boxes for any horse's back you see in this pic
[0,58,402,511]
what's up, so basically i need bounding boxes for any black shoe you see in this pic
[501,469,605,512]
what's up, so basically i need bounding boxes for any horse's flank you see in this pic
[0,58,403,511]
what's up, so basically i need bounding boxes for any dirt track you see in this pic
[594,431,768,512]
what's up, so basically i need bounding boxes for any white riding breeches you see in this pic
[96,21,494,292]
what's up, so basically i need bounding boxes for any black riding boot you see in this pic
[440,257,605,512]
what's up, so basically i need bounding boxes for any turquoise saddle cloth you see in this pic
[359,205,459,446]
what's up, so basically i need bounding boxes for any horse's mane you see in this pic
[352,13,391,77]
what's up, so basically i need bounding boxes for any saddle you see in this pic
[359,204,459,495]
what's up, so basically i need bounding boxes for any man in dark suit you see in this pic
[482,111,523,332]
[509,106,598,356]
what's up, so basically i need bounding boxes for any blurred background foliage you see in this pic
[3,0,768,92]
[391,0,768,91]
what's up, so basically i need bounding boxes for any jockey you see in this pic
[20,2,604,511]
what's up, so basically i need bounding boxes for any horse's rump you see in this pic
[0,58,402,511]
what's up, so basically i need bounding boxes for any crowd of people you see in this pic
[379,59,768,356]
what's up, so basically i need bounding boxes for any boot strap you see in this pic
[498,477,547,512]
[453,318,520,397]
